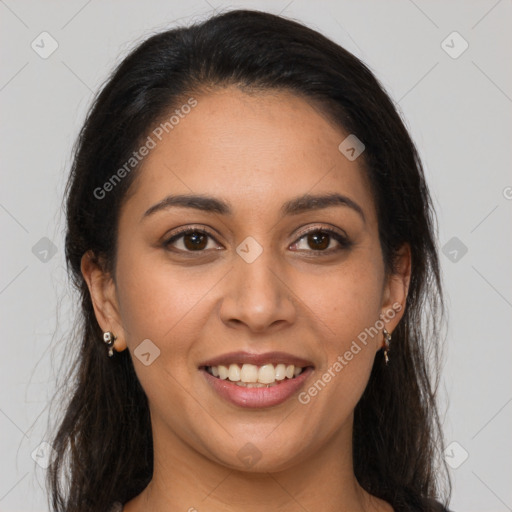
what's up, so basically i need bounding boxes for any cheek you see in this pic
[296,258,384,345]
[115,249,212,343]
[114,253,214,414]
[292,253,384,407]
[294,268,382,436]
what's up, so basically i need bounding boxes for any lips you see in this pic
[198,350,314,369]
[198,351,315,408]
[201,366,314,408]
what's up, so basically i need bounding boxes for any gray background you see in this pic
[1,1,511,511]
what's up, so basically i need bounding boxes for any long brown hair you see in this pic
[47,9,451,511]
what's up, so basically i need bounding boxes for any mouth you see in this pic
[201,363,308,387]
[198,351,315,408]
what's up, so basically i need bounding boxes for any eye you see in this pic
[163,226,351,255]
[289,227,351,253]
[163,227,222,252]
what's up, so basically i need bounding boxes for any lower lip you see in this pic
[200,367,314,408]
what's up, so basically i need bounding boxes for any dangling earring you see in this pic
[103,331,117,357]
[382,328,391,365]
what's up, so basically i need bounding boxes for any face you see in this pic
[84,86,409,473]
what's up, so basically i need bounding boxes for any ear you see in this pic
[378,243,411,345]
[80,250,127,353]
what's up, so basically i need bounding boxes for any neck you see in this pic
[124,412,390,512]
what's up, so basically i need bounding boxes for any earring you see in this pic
[382,328,391,365]
[103,331,117,357]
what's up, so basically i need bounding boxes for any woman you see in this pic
[47,9,452,512]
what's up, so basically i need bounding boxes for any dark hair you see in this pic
[47,8,451,512]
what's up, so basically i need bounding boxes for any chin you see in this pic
[205,438,309,474]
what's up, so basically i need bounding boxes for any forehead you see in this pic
[121,86,376,224]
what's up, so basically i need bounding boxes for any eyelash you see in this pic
[163,225,352,255]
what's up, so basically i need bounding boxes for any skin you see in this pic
[82,86,411,512]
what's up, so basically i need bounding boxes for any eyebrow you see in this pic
[141,192,365,223]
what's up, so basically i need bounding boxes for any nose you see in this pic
[219,249,297,333]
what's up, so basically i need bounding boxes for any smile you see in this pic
[204,363,305,387]
[200,365,314,408]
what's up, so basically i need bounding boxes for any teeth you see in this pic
[235,381,277,388]
[228,364,241,382]
[275,364,286,380]
[207,363,305,384]
[240,363,258,383]
[218,365,229,380]
[258,364,275,384]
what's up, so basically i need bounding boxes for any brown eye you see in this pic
[182,232,208,250]
[164,228,220,252]
[290,228,351,253]
[306,231,330,250]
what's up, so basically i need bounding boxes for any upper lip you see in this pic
[198,351,314,368]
